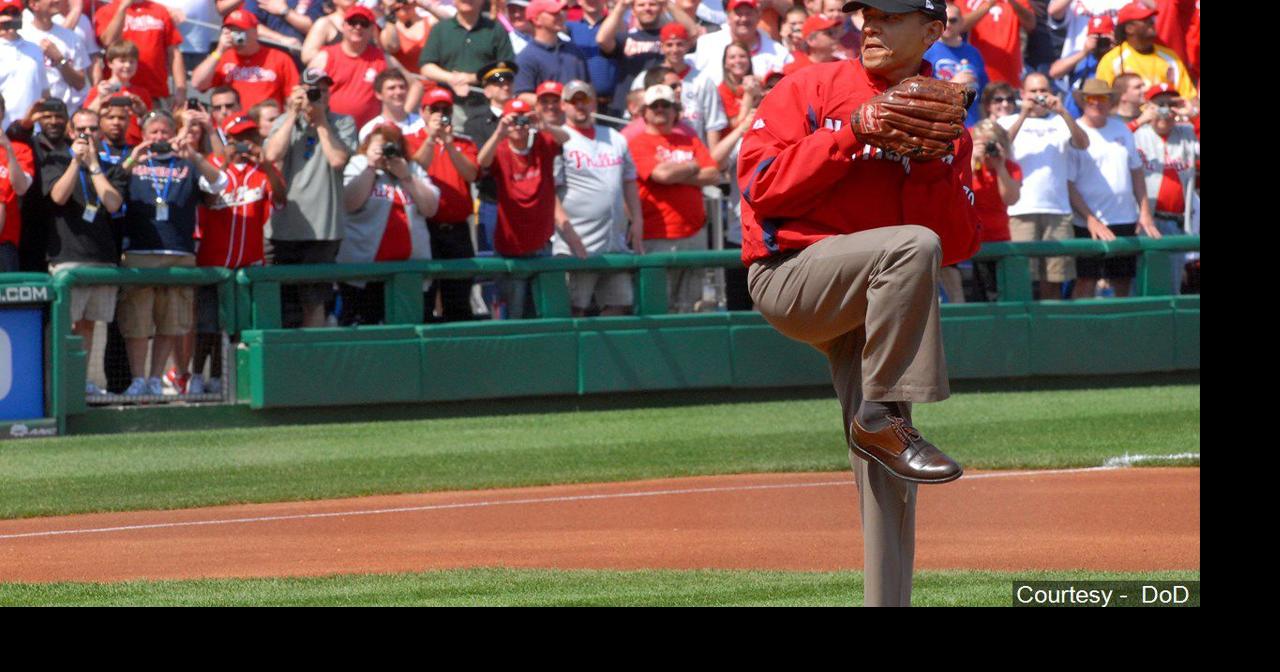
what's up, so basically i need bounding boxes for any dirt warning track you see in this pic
[0,468,1199,583]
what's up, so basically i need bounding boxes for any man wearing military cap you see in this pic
[464,60,520,254]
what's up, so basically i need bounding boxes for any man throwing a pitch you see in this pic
[739,0,981,607]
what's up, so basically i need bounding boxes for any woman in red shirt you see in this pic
[380,0,435,73]
[716,42,761,128]
[966,118,1022,302]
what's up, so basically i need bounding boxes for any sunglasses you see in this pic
[648,101,674,110]
[947,17,961,24]
[347,19,372,28]
[211,102,239,110]
[1083,95,1111,103]
[73,126,97,133]
[990,96,1016,104]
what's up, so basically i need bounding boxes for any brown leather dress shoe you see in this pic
[850,415,964,484]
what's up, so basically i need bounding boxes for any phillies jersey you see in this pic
[197,158,278,268]
[737,59,981,268]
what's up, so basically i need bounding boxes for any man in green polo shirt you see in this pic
[419,0,516,121]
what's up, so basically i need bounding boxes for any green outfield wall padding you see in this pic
[242,329,422,408]
[1173,296,1200,370]
[421,332,579,401]
[728,324,831,388]
[578,325,733,394]
[1027,298,1176,376]
[939,303,1033,379]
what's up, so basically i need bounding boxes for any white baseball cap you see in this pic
[643,84,677,106]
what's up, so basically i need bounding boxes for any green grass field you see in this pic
[0,569,1201,607]
[0,382,1200,519]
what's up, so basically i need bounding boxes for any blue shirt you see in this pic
[124,158,201,254]
[1063,52,1103,118]
[514,37,589,94]
[924,41,988,128]
[243,0,325,43]
[567,19,617,105]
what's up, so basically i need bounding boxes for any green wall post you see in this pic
[250,280,282,329]
[996,255,1034,302]
[385,272,425,324]
[635,268,668,315]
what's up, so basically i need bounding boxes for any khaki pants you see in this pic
[645,232,707,313]
[748,226,950,607]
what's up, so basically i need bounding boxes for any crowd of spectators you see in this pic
[0,0,1200,397]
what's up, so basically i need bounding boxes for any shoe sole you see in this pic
[848,440,964,485]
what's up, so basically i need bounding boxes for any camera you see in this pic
[1155,105,1174,119]
[187,98,203,111]
[151,140,173,155]
[233,141,253,154]
[106,82,122,94]
[513,115,531,127]
[984,141,1000,157]
[306,86,322,103]
[382,143,402,159]
[1034,95,1050,107]
[232,31,248,46]
[439,115,451,128]
[106,95,132,108]
[77,132,92,142]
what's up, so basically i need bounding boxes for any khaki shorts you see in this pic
[49,262,119,323]
[568,271,634,310]
[645,231,707,313]
[118,253,196,338]
[1009,213,1076,283]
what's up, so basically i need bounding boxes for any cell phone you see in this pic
[106,95,132,108]
[187,98,204,111]
[151,140,174,155]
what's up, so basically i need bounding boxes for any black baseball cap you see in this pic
[842,0,947,21]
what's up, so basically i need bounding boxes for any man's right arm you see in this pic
[596,0,629,55]
[99,0,133,48]
[738,77,864,219]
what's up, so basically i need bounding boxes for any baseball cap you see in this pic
[536,81,564,99]
[562,80,596,101]
[477,60,518,84]
[1087,15,1115,36]
[659,22,690,42]
[302,68,334,86]
[1116,1,1157,25]
[526,0,565,22]
[344,5,377,23]
[508,0,531,7]
[224,9,259,31]
[726,0,759,10]
[423,87,455,108]
[503,98,534,116]
[841,0,947,22]
[1144,82,1181,102]
[802,14,842,39]
[643,84,677,106]
[223,114,259,137]
[0,0,22,15]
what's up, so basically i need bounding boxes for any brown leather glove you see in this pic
[850,76,973,161]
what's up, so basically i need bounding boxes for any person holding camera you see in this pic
[191,8,301,113]
[998,72,1089,300]
[93,0,185,105]
[0,0,50,131]
[44,108,128,395]
[967,118,1022,301]
[116,110,228,397]
[414,86,481,322]
[83,40,152,146]
[358,70,428,155]
[263,67,356,327]
[476,96,569,318]
[337,123,440,325]
[1052,14,1115,118]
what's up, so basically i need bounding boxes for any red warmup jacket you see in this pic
[737,59,982,268]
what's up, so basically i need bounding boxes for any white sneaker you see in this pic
[125,378,148,396]
[86,382,107,396]
[146,377,165,396]
[187,375,205,395]
[206,377,223,395]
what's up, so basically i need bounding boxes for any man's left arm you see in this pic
[1011,0,1037,31]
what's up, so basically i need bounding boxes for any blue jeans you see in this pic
[0,243,19,273]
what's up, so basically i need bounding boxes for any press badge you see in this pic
[155,202,169,222]
[82,203,99,222]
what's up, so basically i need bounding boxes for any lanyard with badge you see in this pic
[78,169,102,223]
[146,156,176,222]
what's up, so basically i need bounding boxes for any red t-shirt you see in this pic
[94,1,182,100]
[425,137,479,224]
[490,132,559,257]
[737,60,981,268]
[84,83,153,146]
[321,43,388,129]
[628,131,716,240]
[963,0,1031,86]
[718,81,744,122]
[971,159,1021,243]
[783,51,812,76]
[196,157,277,268]
[392,22,430,73]
[211,46,301,112]
[0,142,36,247]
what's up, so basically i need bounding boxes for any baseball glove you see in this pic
[850,76,974,161]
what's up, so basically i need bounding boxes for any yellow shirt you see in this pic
[1096,43,1198,100]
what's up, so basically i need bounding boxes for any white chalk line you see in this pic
[0,466,1156,542]
[1103,452,1200,467]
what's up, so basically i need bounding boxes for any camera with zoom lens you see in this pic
[382,143,402,159]
[306,86,322,102]
[984,141,1000,157]
[232,31,248,46]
